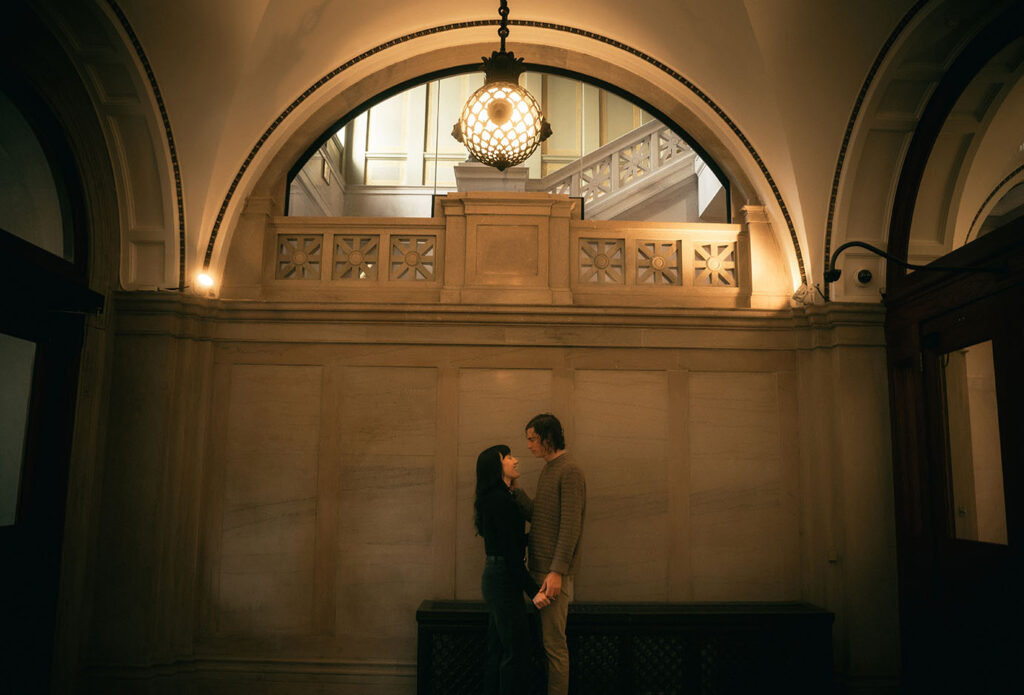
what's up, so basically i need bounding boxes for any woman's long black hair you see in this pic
[474,444,511,535]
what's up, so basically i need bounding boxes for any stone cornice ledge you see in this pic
[112,293,886,350]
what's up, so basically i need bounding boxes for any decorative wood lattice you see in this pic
[276,235,322,280]
[390,235,436,281]
[637,240,682,285]
[579,238,625,284]
[695,242,736,286]
[417,600,834,695]
[333,235,379,280]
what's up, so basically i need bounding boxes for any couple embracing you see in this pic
[473,413,587,695]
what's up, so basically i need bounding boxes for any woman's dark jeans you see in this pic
[481,556,530,695]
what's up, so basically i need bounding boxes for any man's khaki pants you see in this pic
[532,572,574,695]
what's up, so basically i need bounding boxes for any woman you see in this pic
[475,444,550,695]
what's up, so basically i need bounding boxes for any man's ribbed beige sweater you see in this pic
[514,452,586,576]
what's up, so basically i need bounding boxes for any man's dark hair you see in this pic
[526,412,565,452]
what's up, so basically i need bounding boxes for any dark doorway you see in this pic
[0,23,104,688]
[886,220,1024,692]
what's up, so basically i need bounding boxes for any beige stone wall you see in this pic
[66,189,896,693]
[79,290,898,693]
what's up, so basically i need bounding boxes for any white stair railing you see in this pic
[527,121,694,204]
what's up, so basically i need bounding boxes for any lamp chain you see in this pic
[498,1,510,52]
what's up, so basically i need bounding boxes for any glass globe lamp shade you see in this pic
[456,81,548,171]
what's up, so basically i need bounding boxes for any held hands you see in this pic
[540,571,562,599]
[532,591,551,609]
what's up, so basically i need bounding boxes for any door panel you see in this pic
[912,286,1024,691]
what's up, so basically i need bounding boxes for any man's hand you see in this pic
[532,591,550,609]
[540,571,562,599]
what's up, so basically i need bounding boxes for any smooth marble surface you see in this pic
[572,369,671,601]
[83,298,896,691]
[219,364,322,635]
[688,371,793,600]
[336,367,437,660]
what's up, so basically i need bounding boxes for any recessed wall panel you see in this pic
[218,364,322,635]
[689,372,787,600]
[573,370,670,600]
[455,368,553,598]
[336,366,437,659]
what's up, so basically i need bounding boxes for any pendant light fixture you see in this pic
[452,0,552,171]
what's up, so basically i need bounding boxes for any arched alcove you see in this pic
[31,0,183,291]
[827,0,1019,301]
[205,33,807,294]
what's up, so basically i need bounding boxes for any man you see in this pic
[512,413,586,695]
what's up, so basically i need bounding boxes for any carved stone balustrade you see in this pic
[224,192,792,309]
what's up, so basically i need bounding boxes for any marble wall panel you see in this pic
[455,368,554,598]
[572,370,671,601]
[688,371,791,600]
[218,364,322,635]
[336,366,437,660]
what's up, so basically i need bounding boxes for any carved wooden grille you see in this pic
[390,235,436,281]
[417,600,834,695]
[333,235,379,280]
[695,242,737,286]
[637,240,682,285]
[428,632,485,694]
[276,235,322,280]
[569,633,625,694]
[579,238,625,284]
[633,635,690,693]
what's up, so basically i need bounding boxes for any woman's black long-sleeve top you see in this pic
[479,484,541,597]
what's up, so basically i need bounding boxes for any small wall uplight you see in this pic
[196,272,215,289]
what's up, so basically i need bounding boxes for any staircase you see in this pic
[526,121,715,220]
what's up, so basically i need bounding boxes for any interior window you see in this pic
[0,332,36,526]
[943,340,1007,544]
[0,89,72,261]
[287,72,727,223]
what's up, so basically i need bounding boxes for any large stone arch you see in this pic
[35,0,183,290]
[208,26,807,294]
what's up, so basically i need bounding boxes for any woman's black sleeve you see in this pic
[497,496,541,597]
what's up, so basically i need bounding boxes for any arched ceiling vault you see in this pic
[45,0,959,297]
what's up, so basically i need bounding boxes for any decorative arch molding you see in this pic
[822,0,929,301]
[939,48,1024,251]
[33,0,182,290]
[204,20,808,291]
[963,164,1024,246]
[826,0,1018,302]
[886,2,1024,294]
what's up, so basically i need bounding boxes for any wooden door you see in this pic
[886,223,1024,693]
